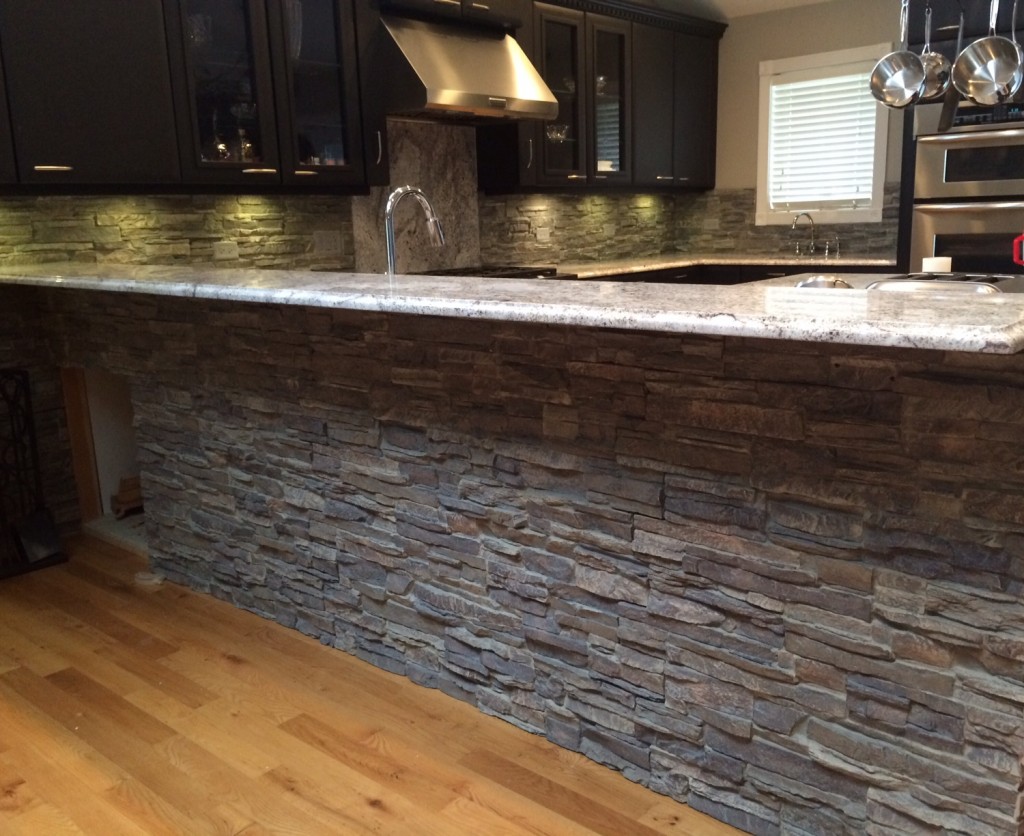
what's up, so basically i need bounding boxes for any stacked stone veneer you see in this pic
[478,184,902,266]
[0,194,355,269]
[23,285,1024,834]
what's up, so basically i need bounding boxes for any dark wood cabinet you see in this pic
[0,0,180,186]
[164,0,366,187]
[266,0,366,186]
[0,44,17,185]
[380,0,523,27]
[479,2,720,194]
[633,24,717,189]
[479,3,633,191]
[164,0,282,185]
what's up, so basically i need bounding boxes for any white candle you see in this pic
[922,256,952,273]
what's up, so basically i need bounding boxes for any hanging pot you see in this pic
[952,0,1023,105]
[920,5,952,100]
[870,0,926,108]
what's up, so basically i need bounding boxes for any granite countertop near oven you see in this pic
[557,253,897,279]
[0,262,1021,354]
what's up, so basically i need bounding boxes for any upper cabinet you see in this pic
[633,24,717,189]
[164,0,365,186]
[0,0,180,185]
[478,2,721,193]
[0,45,17,185]
[267,0,367,186]
[532,4,630,187]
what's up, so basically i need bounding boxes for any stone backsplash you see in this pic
[24,284,1024,835]
[0,193,355,270]
[479,183,901,266]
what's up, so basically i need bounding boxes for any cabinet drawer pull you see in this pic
[33,164,74,172]
[295,170,318,176]
[677,176,690,182]
[471,2,490,8]
[594,174,607,180]
[242,168,278,174]
[656,175,673,181]
[375,130,383,165]
[434,0,461,6]
[567,174,586,180]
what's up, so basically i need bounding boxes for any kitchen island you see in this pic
[4,264,1024,834]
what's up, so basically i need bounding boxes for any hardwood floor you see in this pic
[0,536,741,835]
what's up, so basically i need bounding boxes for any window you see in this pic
[756,44,891,226]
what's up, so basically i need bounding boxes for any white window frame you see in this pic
[756,43,892,226]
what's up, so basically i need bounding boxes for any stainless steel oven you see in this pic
[911,200,1024,274]
[910,102,1024,272]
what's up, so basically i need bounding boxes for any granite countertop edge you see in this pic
[1,264,1021,355]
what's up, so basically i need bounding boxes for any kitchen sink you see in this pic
[794,273,1024,293]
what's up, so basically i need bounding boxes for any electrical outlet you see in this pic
[313,229,342,255]
[213,241,239,261]
[535,227,551,242]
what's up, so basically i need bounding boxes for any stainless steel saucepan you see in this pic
[870,0,926,108]
[920,5,952,100]
[952,0,1023,105]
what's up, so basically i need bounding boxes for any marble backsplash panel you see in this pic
[351,119,482,273]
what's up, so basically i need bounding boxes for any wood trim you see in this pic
[59,367,102,523]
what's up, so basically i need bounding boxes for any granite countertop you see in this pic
[1,263,1022,354]
[558,253,897,279]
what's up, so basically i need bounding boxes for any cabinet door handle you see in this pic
[655,175,673,181]
[567,174,586,180]
[526,138,533,170]
[677,176,690,182]
[434,0,461,6]
[242,168,278,174]
[594,175,607,180]
[470,2,490,8]
[295,170,318,176]
[33,164,74,172]
[375,130,383,165]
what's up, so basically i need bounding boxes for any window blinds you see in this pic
[767,71,878,210]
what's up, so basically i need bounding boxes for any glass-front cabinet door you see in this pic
[167,0,281,183]
[587,14,630,185]
[535,4,587,186]
[267,0,364,185]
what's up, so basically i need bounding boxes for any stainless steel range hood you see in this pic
[379,15,558,121]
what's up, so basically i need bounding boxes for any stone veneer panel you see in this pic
[0,194,355,270]
[21,284,1024,835]
[479,184,901,267]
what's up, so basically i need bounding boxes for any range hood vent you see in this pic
[378,15,558,121]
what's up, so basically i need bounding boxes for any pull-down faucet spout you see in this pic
[791,212,816,256]
[384,185,445,275]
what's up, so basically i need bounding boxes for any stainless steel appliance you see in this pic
[910,101,1024,272]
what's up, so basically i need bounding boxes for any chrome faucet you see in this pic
[791,212,816,256]
[384,185,445,275]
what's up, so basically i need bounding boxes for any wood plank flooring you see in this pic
[0,536,741,835]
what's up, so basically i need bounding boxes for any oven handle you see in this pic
[918,128,1024,145]
[914,200,1024,213]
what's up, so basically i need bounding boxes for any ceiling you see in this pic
[681,0,834,21]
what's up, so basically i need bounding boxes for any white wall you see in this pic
[716,0,903,189]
